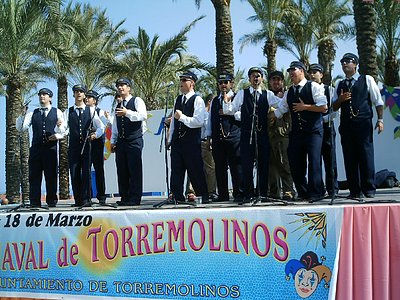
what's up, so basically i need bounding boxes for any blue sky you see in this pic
[0,0,356,192]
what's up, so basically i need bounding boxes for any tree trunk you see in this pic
[353,0,378,79]
[57,75,70,200]
[264,38,277,74]
[19,129,30,202]
[318,38,336,86]
[384,53,400,87]
[212,0,234,76]
[5,77,23,203]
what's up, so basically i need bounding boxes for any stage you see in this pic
[0,188,399,300]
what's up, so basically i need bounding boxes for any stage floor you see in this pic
[2,187,400,212]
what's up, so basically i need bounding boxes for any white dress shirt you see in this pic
[168,91,206,143]
[110,95,148,144]
[16,105,66,139]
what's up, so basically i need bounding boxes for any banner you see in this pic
[0,206,343,299]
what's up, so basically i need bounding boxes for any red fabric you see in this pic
[336,204,400,300]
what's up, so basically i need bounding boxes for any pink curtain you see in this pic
[336,204,400,300]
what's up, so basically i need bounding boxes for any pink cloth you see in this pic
[336,204,400,300]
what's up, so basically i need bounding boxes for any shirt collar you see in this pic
[183,91,195,99]
[74,104,85,110]
[294,78,308,87]
[250,86,263,94]
[346,73,359,81]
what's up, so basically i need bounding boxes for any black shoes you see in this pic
[116,200,139,206]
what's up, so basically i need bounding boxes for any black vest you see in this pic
[337,75,372,123]
[210,94,240,140]
[241,88,269,136]
[116,98,142,141]
[287,81,323,133]
[171,94,200,143]
[68,106,91,148]
[31,107,58,147]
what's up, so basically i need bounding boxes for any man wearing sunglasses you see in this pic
[168,71,209,204]
[206,73,242,202]
[332,53,384,199]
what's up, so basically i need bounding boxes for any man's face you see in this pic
[74,90,86,104]
[85,96,96,106]
[117,83,131,98]
[218,80,232,93]
[269,76,283,92]
[341,59,357,75]
[179,77,194,94]
[288,67,304,85]
[309,70,323,84]
[38,93,51,107]
[249,72,263,88]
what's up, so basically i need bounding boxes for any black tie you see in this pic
[77,107,83,118]
[295,85,300,99]
[40,107,48,116]
[182,96,187,110]
[253,91,257,104]
[346,78,353,89]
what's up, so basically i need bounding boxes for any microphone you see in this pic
[23,99,32,107]
[164,81,174,88]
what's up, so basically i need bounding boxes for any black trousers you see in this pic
[212,135,242,200]
[29,144,58,206]
[288,130,325,199]
[170,138,208,202]
[115,137,143,204]
[240,133,269,197]
[321,123,339,194]
[91,140,106,201]
[339,119,376,196]
[69,142,91,205]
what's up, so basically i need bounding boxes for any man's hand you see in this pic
[90,133,97,140]
[56,119,63,127]
[375,121,384,134]
[206,137,212,151]
[48,134,58,141]
[292,99,307,112]
[111,143,116,153]
[174,109,182,120]
[115,107,127,117]
[338,89,352,103]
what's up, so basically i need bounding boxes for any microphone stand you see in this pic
[154,87,195,208]
[80,106,116,210]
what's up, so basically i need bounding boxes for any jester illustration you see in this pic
[285,251,332,298]
[381,86,400,139]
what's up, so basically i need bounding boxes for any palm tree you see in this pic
[375,0,400,86]
[239,0,289,74]
[0,0,58,203]
[353,0,378,79]
[106,18,206,110]
[276,0,315,67]
[306,0,352,85]
[178,0,235,75]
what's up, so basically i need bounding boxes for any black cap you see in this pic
[308,63,324,73]
[38,88,53,97]
[248,67,264,77]
[180,71,198,82]
[115,78,132,87]
[268,70,284,81]
[287,61,306,72]
[217,73,233,82]
[340,53,359,64]
[72,84,87,93]
[85,90,99,100]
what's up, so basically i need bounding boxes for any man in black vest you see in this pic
[64,84,104,207]
[110,78,147,206]
[168,71,209,204]
[16,88,65,207]
[85,89,109,204]
[272,61,327,202]
[332,53,384,198]
[206,73,242,202]
[308,63,339,197]
[224,67,280,202]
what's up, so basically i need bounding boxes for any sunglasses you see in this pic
[341,59,355,64]
[218,80,230,85]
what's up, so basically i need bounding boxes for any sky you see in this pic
[0,0,357,193]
